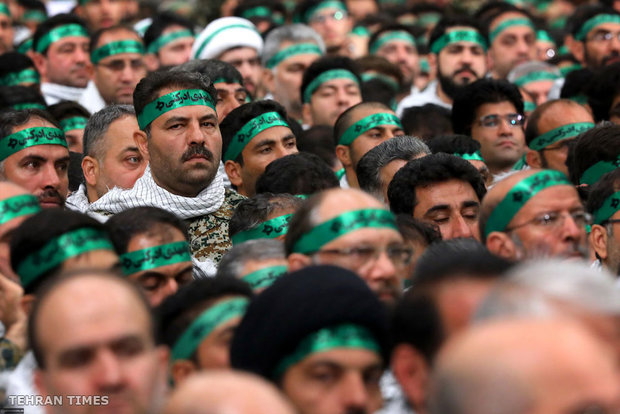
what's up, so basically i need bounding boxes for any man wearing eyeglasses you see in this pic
[570,6,620,70]
[452,79,527,177]
[481,169,590,261]
[294,0,353,56]
[587,169,620,275]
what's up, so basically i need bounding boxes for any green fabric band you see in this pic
[335,168,346,180]
[13,103,46,110]
[91,40,144,64]
[305,0,347,22]
[266,43,323,69]
[212,77,241,85]
[36,24,89,53]
[292,208,398,254]
[489,18,535,44]
[514,71,559,87]
[0,3,10,16]
[171,297,249,361]
[529,122,594,151]
[524,101,536,112]
[420,57,430,73]
[231,214,292,244]
[416,13,440,26]
[536,30,555,43]
[455,151,484,161]
[0,194,40,226]
[484,170,571,237]
[193,24,258,59]
[361,73,399,92]
[119,240,192,276]
[59,116,88,133]
[242,265,287,290]
[273,324,380,378]
[430,30,487,54]
[303,69,359,103]
[137,89,216,131]
[575,14,620,41]
[559,64,582,77]
[369,31,416,54]
[580,157,620,186]
[570,95,588,105]
[224,111,289,162]
[242,6,271,19]
[0,68,40,86]
[146,29,193,54]
[351,26,370,36]
[18,228,114,289]
[338,113,402,146]
[17,38,33,54]
[0,127,67,161]
[22,10,46,22]
[593,191,620,225]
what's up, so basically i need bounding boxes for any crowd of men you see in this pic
[2,0,620,412]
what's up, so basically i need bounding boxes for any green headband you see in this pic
[273,324,380,378]
[524,101,537,112]
[242,265,287,290]
[171,297,249,361]
[455,151,484,161]
[580,157,620,186]
[305,0,347,22]
[0,2,10,16]
[430,30,487,54]
[361,73,399,92]
[22,10,46,22]
[420,57,430,73]
[18,38,33,54]
[575,14,620,41]
[119,240,192,276]
[137,89,216,131]
[91,40,144,64]
[193,24,258,59]
[593,191,620,225]
[369,31,416,54]
[351,26,370,37]
[484,170,572,237]
[242,6,271,19]
[338,113,402,146]
[0,194,40,226]
[529,122,594,151]
[59,116,88,133]
[212,77,242,85]
[146,29,193,54]
[0,68,40,86]
[416,13,441,26]
[224,111,289,162]
[266,43,323,69]
[536,30,555,44]
[231,214,292,244]
[13,103,46,111]
[292,208,397,254]
[489,18,535,44]
[0,127,67,161]
[36,24,89,53]
[513,71,559,87]
[559,64,582,77]
[18,228,114,289]
[303,69,359,103]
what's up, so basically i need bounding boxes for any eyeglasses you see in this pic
[588,30,620,43]
[310,10,347,24]
[478,113,524,128]
[505,210,592,232]
[312,244,413,269]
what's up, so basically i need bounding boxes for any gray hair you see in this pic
[507,61,561,85]
[83,105,136,160]
[217,239,286,279]
[356,135,430,200]
[261,24,325,68]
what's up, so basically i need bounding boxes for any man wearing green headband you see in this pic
[143,12,194,72]
[507,61,560,106]
[295,0,353,56]
[587,169,620,275]
[48,101,91,153]
[480,169,589,261]
[368,24,419,92]
[0,1,13,55]
[570,7,620,70]
[76,0,125,31]
[569,124,620,187]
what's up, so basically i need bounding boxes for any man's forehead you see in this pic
[350,106,396,125]
[96,29,141,49]
[11,117,55,133]
[490,12,534,34]
[215,82,243,93]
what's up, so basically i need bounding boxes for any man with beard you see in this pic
[0,3,14,55]
[571,6,620,71]
[0,109,69,208]
[587,169,620,276]
[398,17,487,114]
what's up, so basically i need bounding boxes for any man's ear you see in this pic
[30,53,47,80]
[525,149,542,169]
[171,359,197,386]
[590,224,609,262]
[301,103,312,126]
[287,253,312,273]
[224,160,243,188]
[335,144,352,168]
[485,231,519,261]
[262,68,275,94]
[144,54,159,73]
[568,37,584,64]
[20,294,35,316]
[81,156,99,187]
[391,343,430,411]
[134,130,149,157]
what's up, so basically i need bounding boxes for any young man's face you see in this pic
[487,13,536,79]
[218,47,262,96]
[304,77,362,127]
[155,25,194,68]
[37,35,91,88]
[582,21,620,69]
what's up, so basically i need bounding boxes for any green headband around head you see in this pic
[242,265,287,290]
[292,208,397,254]
[193,24,258,59]
[536,30,555,44]
[91,40,144,64]
[242,6,271,19]
[36,24,89,54]
[171,297,249,361]
[529,122,594,151]
[575,14,620,41]
[489,18,535,44]
[484,170,572,238]
[0,68,40,86]
[580,157,620,186]
[13,103,46,110]
[266,43,323,69]
[559,64,582,77]
[119,240,192,276]
[524,101,536,112]
[361,73,399,92]
[232,214,292,244]
[304,0,346,22]
[351,26,370,37]
[0,194,40,226]
[273,324,380,379]
[338,113,402,146]
[223,111,289,162]
[0,2,10,16]
[513,71,559,87]
[369,31,416,54]
[0,127,67,162]
[17,228,114,289]
[419,57,430,73]
[593,191,620,225]
[59,117,88,133]
[22,9,46,22]
[430,30,487,54]
[212,77,242,85]
[146,29,193,54]
[303,69,359,103]
[18,38,33,54]
[455,151,484,161]
[137,89,216,131]
[416,12,440,26]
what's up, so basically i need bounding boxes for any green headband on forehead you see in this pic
[18,228,114,289]
[242,6,271,19]
[0,2,10,16]
[224,111,289,162]
[489,18,535,44]
[430,30,487,54]
[416,13,441,26]
[137,89,216,131]
[146,29,193,54]
[369,31,416,54]
[523,101,536,112]
[91,40,144,64]
[304,0,346,22]
[0,194,40,226]
[22,10,46,22]
[59,117,88,133]
[242,265,287,291]
[338,113,402,146]
[536,30,555,44]
[455,151,484,161]
[575,14,620,41]
[266,43,323,69]
[0,127,67,162]
[13,103,46,111]
[232,214,292,244]
[484,170,572,238]
[292,208,397,254]
[529,122,594,151]
[36,24,89,53]
[0,68,40,86]
[273,324,380,379]
[119,240,192,276]
[514,71,559,87]
[18,38,33,54]
[559,64,582,77]
[580,157,620,186]
[593,190,620,225]
[361,73,399,92]
[351,26,370,37]
[303,69,359,103]
[171,297,249,361]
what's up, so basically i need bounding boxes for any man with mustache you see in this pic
[570,6,620,70]
[0,109,69,208]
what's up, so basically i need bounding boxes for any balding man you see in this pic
[480,169,590,260]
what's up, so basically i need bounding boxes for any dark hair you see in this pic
[388,153,487,215]
[428,16,482,52]
[560,68,594,105]
[0,86,47,111]
[587,63,620,122]
[234,0,287,28]
[229,193,303,239]
[568,123,620,185]
[569,5,619,40]
[396,214,442,245]
[547,53,580,67]
[143,11,194,54]
[90,25,141,58]
[33,13,89,55]
[296,125,338,168]
[355,55,404,91]
[361,78,399,109]
[479,2,533,40]
[172,59,244,87]
[68,151,84,192]
[300,56,362,105]
[402,104,452,141]
[586,168,620,221]
[0,108,59,139]
[0,52,36,81]
[294,0,348,23]
[427,134,481,155]
[47,101,91,124]
[368,24,417,54]
[333,101,392,147]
